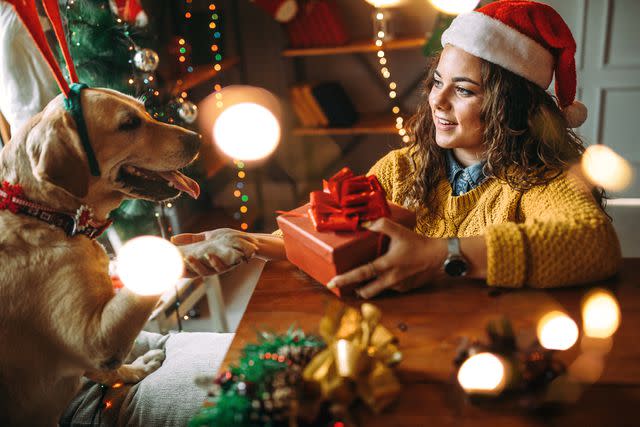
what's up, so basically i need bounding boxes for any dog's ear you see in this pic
[27,110,91,198]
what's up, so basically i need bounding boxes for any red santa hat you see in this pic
[441,0,587,128]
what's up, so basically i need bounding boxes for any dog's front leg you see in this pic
[85,348,166,385]
[88,289,160,372]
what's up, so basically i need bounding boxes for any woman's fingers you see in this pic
[354,274,395,299]
[171,233,206,245]
[363,217,408,238]
[327,260,382,290]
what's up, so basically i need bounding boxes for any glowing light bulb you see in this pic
[582,289,621,339]
[364,0,406,7]
[537,311,579,350]
[581,144,633,192]
[457,353,506,394]
[117,236,184,296]
[429,0,480,15]
[214,103,280,161]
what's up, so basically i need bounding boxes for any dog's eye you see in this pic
[118,116,142,132]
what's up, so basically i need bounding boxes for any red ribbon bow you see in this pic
[308,168,391,232]
[0,181,24,214]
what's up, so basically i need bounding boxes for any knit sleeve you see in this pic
[367,148,414,204]
[485,174,621,288]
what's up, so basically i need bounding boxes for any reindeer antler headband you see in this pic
[8,0,101,177]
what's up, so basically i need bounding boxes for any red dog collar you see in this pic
[0,181,111,239]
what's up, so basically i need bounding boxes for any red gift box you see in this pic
[276,169,416,297]
[285,0,350,48]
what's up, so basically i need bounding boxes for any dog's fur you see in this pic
[0,88,201,425]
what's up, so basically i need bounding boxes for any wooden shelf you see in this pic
[282,35,427,57]
[292,113,402,136]
[171,57,239,95]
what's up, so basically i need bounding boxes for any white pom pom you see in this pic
[274,0,298,23]
[562,100,588,128]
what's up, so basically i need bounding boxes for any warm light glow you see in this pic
[392,106,400,114]
[214,64,222,71]
[117,236,184,296]
[364,0,406,7]
[377,31,385,38]
[537,311,579,350]
[457,353,506,394]
[241,223,248,230]
[240,206,248,213]
[581,144,633,192]
[375,40,383,47]
[582,289,621,339]
[234,190,241,197]
[213,103,280,161]
[429,0,480,15]
[238,171,246,178]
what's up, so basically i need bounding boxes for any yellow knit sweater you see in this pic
[368,148,622,288]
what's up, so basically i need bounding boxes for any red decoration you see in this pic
[109,0,148,27]
[308,168,391,232]
[0,181,24,214]
[284,0,349,48]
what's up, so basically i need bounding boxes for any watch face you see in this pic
[444,256,468,277]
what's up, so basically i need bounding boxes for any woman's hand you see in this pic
[327,218,448,299]
[171,228,260,277]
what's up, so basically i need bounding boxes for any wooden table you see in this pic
[222,259,640,426]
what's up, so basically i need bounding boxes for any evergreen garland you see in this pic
[189,328,326,427]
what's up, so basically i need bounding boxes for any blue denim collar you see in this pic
[445,150,487,196]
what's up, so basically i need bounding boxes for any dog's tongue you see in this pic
[159,170,200,199]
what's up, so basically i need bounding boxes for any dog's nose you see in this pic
[180,131,201,153]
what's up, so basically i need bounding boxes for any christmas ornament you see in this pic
[133,48,159,72]
[109,0,148,27]
[252,0,299,23]
[178,100,198,124]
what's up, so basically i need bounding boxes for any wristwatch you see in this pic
[443,237,468,277]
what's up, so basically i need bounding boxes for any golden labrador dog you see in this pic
[0,88,204,426]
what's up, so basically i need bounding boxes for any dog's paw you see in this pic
[177,229,259,276]
[123,349,166,382]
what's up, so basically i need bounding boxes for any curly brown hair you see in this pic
[405,52,591,207]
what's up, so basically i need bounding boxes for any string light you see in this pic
[202,3,246,229]
[374,27,404,140]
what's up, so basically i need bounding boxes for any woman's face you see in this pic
[428,45,485,166]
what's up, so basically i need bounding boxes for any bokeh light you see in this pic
[582,289,621,339]
[429,0,480,15]
[537,311,579,351]
[117,236,184,296]
[457,353,506,394]
[581,144,633,192]
[213,103,280,161]
[364,0,407,8]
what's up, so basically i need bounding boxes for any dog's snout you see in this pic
[180,131,201,154]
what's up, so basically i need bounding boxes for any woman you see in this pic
[174,1,621,298]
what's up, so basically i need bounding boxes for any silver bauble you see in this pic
[133,48,159,72]
[178,101,198,124]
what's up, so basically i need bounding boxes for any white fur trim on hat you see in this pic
[441,11,554,89]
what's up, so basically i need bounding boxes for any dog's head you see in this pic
[20,88,201,212]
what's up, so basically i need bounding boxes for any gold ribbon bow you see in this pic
[302,302,402,413]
